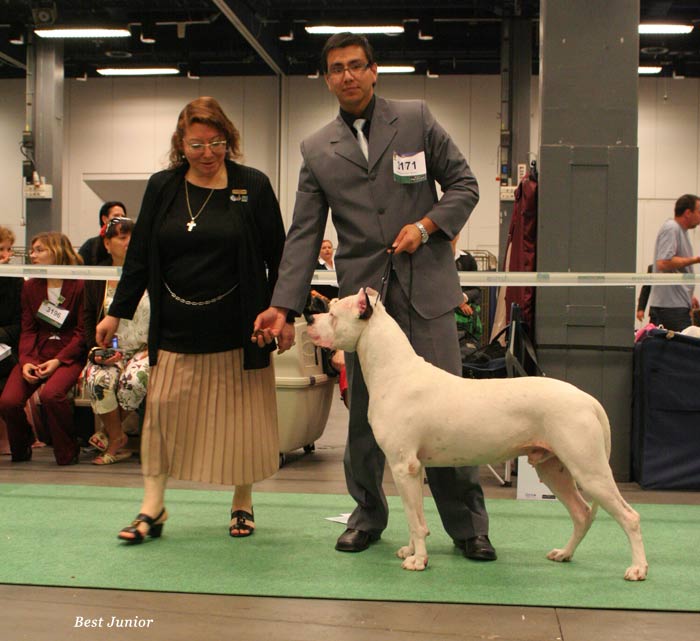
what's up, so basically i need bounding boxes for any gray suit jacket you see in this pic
[272,97,479,319]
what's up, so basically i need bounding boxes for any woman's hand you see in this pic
[252,306,288,348]
[22,363,41,383]
[35,358,60,379]
[96,315,120,347]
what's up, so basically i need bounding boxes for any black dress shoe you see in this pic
[11,446,32,463]
[335,528,381,552]
[462,534,497,561]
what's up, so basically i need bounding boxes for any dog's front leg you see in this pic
[389,454,430,571]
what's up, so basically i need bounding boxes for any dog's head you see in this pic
[306,287,375,352]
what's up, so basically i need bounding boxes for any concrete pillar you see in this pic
[498,19,533,263]
[25,37,63,242]
[537,0,639,478]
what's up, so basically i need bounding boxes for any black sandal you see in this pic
[229,508,255,537]
[118,508,167,544]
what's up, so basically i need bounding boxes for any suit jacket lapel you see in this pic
[368,98,398,173]
[331,117,367,169]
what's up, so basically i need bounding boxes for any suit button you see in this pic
[369,173,376,181]
[378,207,385,214]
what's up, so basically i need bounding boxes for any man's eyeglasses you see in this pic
[327,61,371,77]
[184,140,228,153]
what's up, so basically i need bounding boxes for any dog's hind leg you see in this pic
[534,457,595,563]
[388,453,430,571]
[575,475,648,581]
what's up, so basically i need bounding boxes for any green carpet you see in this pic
[0,484,698,611]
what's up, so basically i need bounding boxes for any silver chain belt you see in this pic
[163,281,238,306]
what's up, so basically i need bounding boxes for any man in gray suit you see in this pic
[253,33,495,561]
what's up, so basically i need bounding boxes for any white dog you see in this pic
[307,288,648,581]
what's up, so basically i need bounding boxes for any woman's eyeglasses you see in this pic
[184,140,228,153]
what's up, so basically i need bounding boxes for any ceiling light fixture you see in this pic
[418,18,434,41]
[638,24,693,35]
[377,65,415,74]
[9,24,25,45]
[187,62,200,80]
[139,21,156,44]
[35,27,131,39]
[638,66,662,75]
[278,20,294,41]
[305,25,404,35]
[96,67,179,76]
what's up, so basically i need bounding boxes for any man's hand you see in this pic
[390,217,438,255]
[692,296,699,309]
[278,322,296,354]
[252,306,289,349]
[391,224,423,255]
[636,310,645,321]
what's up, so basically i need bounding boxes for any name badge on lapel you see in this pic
[393,151,427,184]
[231,188,248,203]
[36,300,69,329]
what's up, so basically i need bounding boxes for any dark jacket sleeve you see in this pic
[108,173,164,319]
[83,279,105,349]
[0,277,22,348]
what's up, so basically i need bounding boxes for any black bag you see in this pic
[462,303,543,380]
[632,328,700,489]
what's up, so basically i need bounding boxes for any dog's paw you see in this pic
[624,565,648,581]
[396,545,414,559]
[546,548,573,563]
[401,555,428,571]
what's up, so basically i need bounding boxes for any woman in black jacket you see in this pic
[96,97,287,543]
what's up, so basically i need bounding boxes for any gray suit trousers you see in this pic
[343,272,490,541]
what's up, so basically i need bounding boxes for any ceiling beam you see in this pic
[212,0,288,76]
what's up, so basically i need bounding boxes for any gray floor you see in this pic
[1,394,699,641]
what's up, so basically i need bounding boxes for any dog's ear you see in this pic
[357,287,374,320]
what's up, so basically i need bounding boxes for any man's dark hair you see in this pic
[674,194,700,217]
[320,32,375,74]
[98,201,127,226]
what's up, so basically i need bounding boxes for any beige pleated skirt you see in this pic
[141,349,279,486]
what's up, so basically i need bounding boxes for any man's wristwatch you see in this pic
[414,222,429,244]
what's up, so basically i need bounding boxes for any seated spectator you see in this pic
[82,217,150,465]
[0,226,22,455]
[79,201,127,266]
[0,232,86,465]
[312,239,339,300]
[451,235,483,359]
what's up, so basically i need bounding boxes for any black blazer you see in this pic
[108,159,286,369]
[0,275,22,382]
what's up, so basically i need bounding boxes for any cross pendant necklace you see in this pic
[184,179,216,232]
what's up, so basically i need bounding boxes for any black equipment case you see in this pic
[632,328,700,489]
